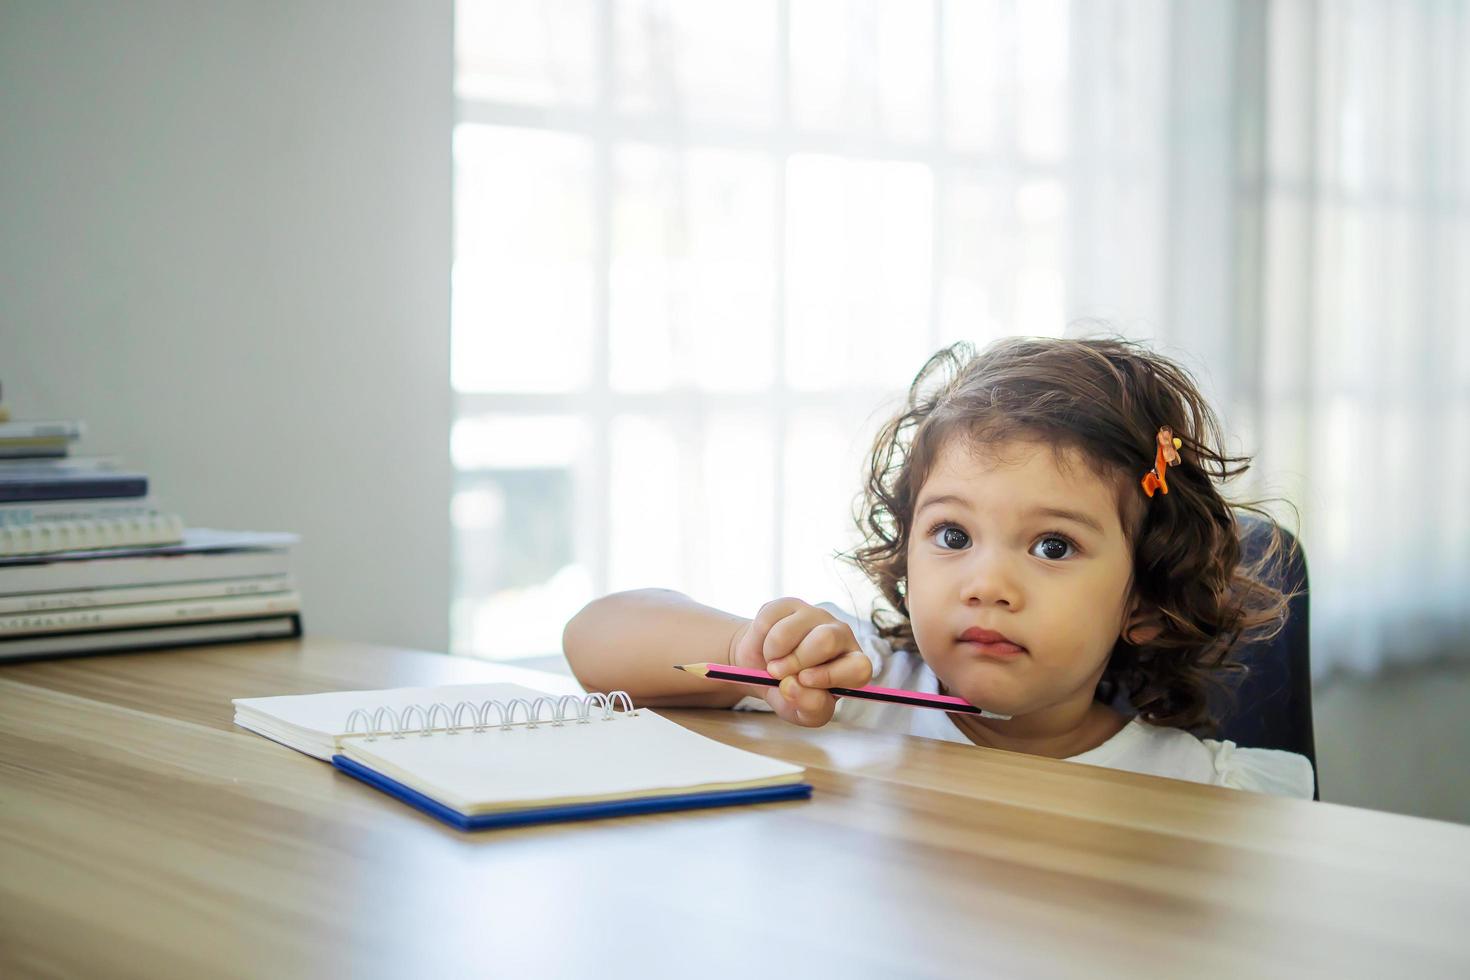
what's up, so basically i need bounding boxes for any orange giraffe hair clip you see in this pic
[1141,426,1183,497]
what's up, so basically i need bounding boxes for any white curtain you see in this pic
[1250,0,1470,680]
[1061,1,1469,682]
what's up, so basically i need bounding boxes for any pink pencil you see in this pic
[674,662,1011,719]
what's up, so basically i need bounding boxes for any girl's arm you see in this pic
[562,589,751,708]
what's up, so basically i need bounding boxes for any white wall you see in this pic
[0,1,453,651]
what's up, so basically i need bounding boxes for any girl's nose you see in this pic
[959,550,1020,608]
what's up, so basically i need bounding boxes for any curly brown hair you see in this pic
[847,334,1304,737]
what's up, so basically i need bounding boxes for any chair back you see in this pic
[1212,514,1318,799]
[1105,513,1319,800]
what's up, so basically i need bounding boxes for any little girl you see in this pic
[563,335,1316,799]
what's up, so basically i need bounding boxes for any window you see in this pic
[452,0,1074,659]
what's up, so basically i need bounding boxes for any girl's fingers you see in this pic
[761,608,824,667]
[774,676,835,727]
[762,681,806,726]
[769,621,853,678]
[792,686,836,726]
[734,598,804,668]
[797,649,873,690]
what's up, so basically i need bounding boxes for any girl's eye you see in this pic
[1031,534,1078,562]
[925,523,1080,561]
[928,522,970,550]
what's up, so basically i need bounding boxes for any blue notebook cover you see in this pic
[332,754,813,831]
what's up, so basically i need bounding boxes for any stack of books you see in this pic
[0,405,303,662]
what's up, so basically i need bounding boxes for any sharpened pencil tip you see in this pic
[672,664,686,672]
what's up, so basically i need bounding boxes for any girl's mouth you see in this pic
[959,639,1027,660]
[958,627,1026,658]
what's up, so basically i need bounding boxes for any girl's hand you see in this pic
[727,597,874,728]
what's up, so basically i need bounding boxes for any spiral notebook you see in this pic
[234,686,811,831]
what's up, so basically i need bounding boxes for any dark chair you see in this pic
[1108,512,1319,800]
[1213,513,1318,800]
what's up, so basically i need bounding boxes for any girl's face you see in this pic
[905,436,1144,719]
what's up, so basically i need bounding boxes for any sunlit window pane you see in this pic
[606,414,777,617]
[693,414,776,617]
[616,0,778,126]
[608,416,683,591]
[782,410,884,612]
[610,145,776,392]
[452,415,585,471]
[791,0,933,143]
[875,0,934,144]
[453,125,595,392]
[455,0,596,106]
[1014,178,1067,335]
[1265,0,1315,184]
[450,414,593,660]
[1327,2,1415,197]
[1016,0,1069,160]
[785,154,933,390]
[939,177,1009,347]
[943,0,1007,153]
[1068,172,1162,327]
[790,0,861,133]
[1262,192,1313,400]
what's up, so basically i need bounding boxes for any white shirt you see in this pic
[734,602,1316,799]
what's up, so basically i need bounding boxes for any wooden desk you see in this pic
[2,637,1468,978]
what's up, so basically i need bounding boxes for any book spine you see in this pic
[0,497,161,527]
[0,614,303,661]
[0,514,186,556]
[0,420,85,441]
[0,456,120,472]
[0,473,148,503]
[1,548,292,594]
[0,590,303,638]
[0,575,294,615]
[0,439,70,458]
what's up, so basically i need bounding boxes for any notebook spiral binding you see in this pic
[343,691,640,741]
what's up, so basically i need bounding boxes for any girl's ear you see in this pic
[1121,597,1164,646]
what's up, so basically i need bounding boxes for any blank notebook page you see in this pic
[338,708,806,816]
